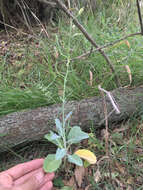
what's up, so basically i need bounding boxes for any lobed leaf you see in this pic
[67,126,89,144]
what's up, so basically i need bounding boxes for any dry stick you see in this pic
[136,0,143,34]
[98,86,120,114]
[59,32,141,63]
[54,0,120,87]
[98,86,109,157]
[98,85,112,183]
[98,85,120,125]
[75,32,141,60]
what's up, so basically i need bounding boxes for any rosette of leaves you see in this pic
[43,112,89,172]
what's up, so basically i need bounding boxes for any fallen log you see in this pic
[0,86,143,152]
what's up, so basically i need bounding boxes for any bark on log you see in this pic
[0,86,143,152]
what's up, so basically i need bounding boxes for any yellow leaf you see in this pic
[78,7,84,16]
[75,149,97,164]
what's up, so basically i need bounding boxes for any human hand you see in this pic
[0,159,54,190]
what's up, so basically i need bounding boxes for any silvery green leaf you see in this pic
[55,118,63,136]
[50,131,61,140]
[67,126,89,144]
[65,111,72,122]
[67,154,83,166]
[43,154,62,172]
[55,148,66,160]
[44,131,62,147]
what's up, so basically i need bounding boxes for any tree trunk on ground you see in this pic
[0,86,143,152]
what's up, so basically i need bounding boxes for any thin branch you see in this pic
[93,32,141,51]
[98,85,120,114]
[98,85,120,126]
[54,0,120,86]
[98,85,112,182]
[60,32,141,63]
[98,86,109,157]
[136,0,143,34]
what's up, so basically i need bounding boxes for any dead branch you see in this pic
[59,32,141,64]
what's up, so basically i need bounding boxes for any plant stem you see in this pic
[62,18,73,150]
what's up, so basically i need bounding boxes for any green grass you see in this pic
[0,5,142,108]
[1,118,143,189]
[0,8,142,116]
[87,115,143,189]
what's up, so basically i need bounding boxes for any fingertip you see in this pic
[41,181,53,190]
[0,173,13,187]
[44,172,55,182]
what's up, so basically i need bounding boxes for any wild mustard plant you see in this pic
[43,19,90,172]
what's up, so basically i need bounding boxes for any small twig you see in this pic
[59,32,141,64]
[0,20,29,35]
[54,0,120,86]
[88,46,93,58]
[96,156,109,167]
[96,32,141,50]
[0,19,49,40]
[98,85,112,183]
[98,86,109,156]
[38,0,56,7]
[98,85,120,114]
[136,0,143,34]
[99,109,115,126]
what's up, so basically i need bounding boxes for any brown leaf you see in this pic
[127,176,134,185]
[94,169,101,183]
[114,161,125,175]
[54,47,59,59]
[74,166,86,187]
[124,65,132,87]
[63,176,76,189]
[89,70,93,86]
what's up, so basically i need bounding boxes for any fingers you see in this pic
[40,181,53,190]
[0,173,13,187]
[0,185,10,190]
[3,159,44,180]
[0,159,55,190]
[14,171,54,190]
[14,168,43,185]
[14,168,54,186]
[43,172,55,183]
[14,170,45,190]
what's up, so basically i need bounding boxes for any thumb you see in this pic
[16,171,44,190]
